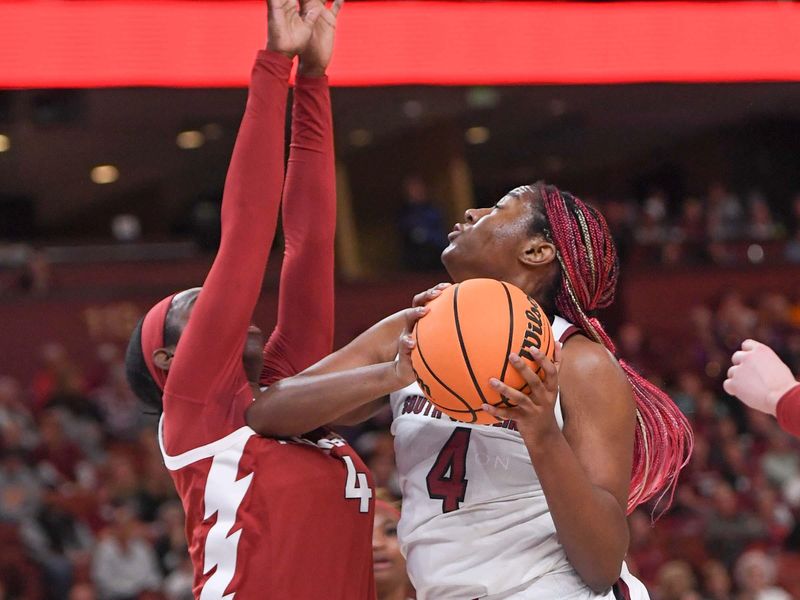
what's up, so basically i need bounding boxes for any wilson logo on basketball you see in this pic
[519,298,545,362]
[410,278,554,426]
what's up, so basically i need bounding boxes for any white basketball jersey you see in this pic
[389,316,649,600]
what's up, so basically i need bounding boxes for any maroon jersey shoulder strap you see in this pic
[558,325,581,344]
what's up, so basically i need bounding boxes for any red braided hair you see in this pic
[533,182,693,514]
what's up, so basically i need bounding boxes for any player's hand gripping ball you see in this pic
[410,278,555,424]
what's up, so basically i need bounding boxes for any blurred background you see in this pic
[2,1,800,599]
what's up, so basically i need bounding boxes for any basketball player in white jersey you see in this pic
[256,183,692,599]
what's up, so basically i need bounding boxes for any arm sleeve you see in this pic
[777,384,800,438]
[162,51,291,452]
[261,74,336,385]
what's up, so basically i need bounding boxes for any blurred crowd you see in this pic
[2,181,800,298]
[399,180,800,273]
[2,180,800,600]
[597,183,800,268]
[0,345,187,600]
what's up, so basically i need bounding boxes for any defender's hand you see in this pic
[724,339,799,416]
[266,0,321,59]
[298,0,345,77]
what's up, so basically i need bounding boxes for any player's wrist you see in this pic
[265,43,296,60]
[772,381,800,417]
[383,360,410,391]
[297,61,327,78]
[520,420,563,455]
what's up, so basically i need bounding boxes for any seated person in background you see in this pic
[373,494,413,600]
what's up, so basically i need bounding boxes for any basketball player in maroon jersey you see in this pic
[249,184,692,596]
[124,1,379,597]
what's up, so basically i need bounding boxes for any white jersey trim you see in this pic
[551,315,575,343]
[157,414,256,471]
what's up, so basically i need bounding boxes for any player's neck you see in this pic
[377,586,409,600]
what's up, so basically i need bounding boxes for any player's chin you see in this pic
[440,244,470,283]
[440,242,459,270]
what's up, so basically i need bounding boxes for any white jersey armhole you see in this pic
[157,414,255,471]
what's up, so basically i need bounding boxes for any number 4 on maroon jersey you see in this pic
[426,427,472,513]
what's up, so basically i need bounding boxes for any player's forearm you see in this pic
[246,362,401,437]
[525,432,629,593]
[331,399,387,426]
[213,50,290,301]
[261,75,336,383]
[165,51,290,397]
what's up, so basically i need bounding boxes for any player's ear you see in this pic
[519,236,556,268]
[152,347,175,371]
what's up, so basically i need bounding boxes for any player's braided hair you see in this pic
[530,181,693,514]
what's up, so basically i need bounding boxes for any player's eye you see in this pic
[386,525,398,537]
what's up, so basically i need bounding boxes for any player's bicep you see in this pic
[560,343,635,510]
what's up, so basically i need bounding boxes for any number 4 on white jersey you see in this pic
[342,455,372,513]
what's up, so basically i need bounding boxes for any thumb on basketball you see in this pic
[393,328,418,386]
[402,306,429,335]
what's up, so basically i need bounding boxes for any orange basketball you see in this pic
[410,278,555,425]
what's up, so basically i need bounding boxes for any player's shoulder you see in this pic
[562,334,621,376]
[560,334,630,405]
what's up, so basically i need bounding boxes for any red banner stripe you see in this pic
[1,1,800,88]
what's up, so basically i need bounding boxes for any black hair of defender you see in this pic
[125,317,164,414]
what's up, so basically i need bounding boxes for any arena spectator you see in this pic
[90,500,162,600]
[701,559,733,600]
[373,496,412,600]
[706,182,744,242]
[734,550,791,600]
[705,480,766,568]
[398,175,448,271]
[654,560,698,600]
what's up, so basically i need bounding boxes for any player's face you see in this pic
[166,288,264,383]
[441,187,536,283]
[372,510,407,595]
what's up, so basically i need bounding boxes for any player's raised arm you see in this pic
[261,0,344,385]
[155,2,321,452]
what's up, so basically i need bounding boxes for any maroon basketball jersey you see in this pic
[159,419,376,599]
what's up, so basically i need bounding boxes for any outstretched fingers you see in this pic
[513,349,558,395]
